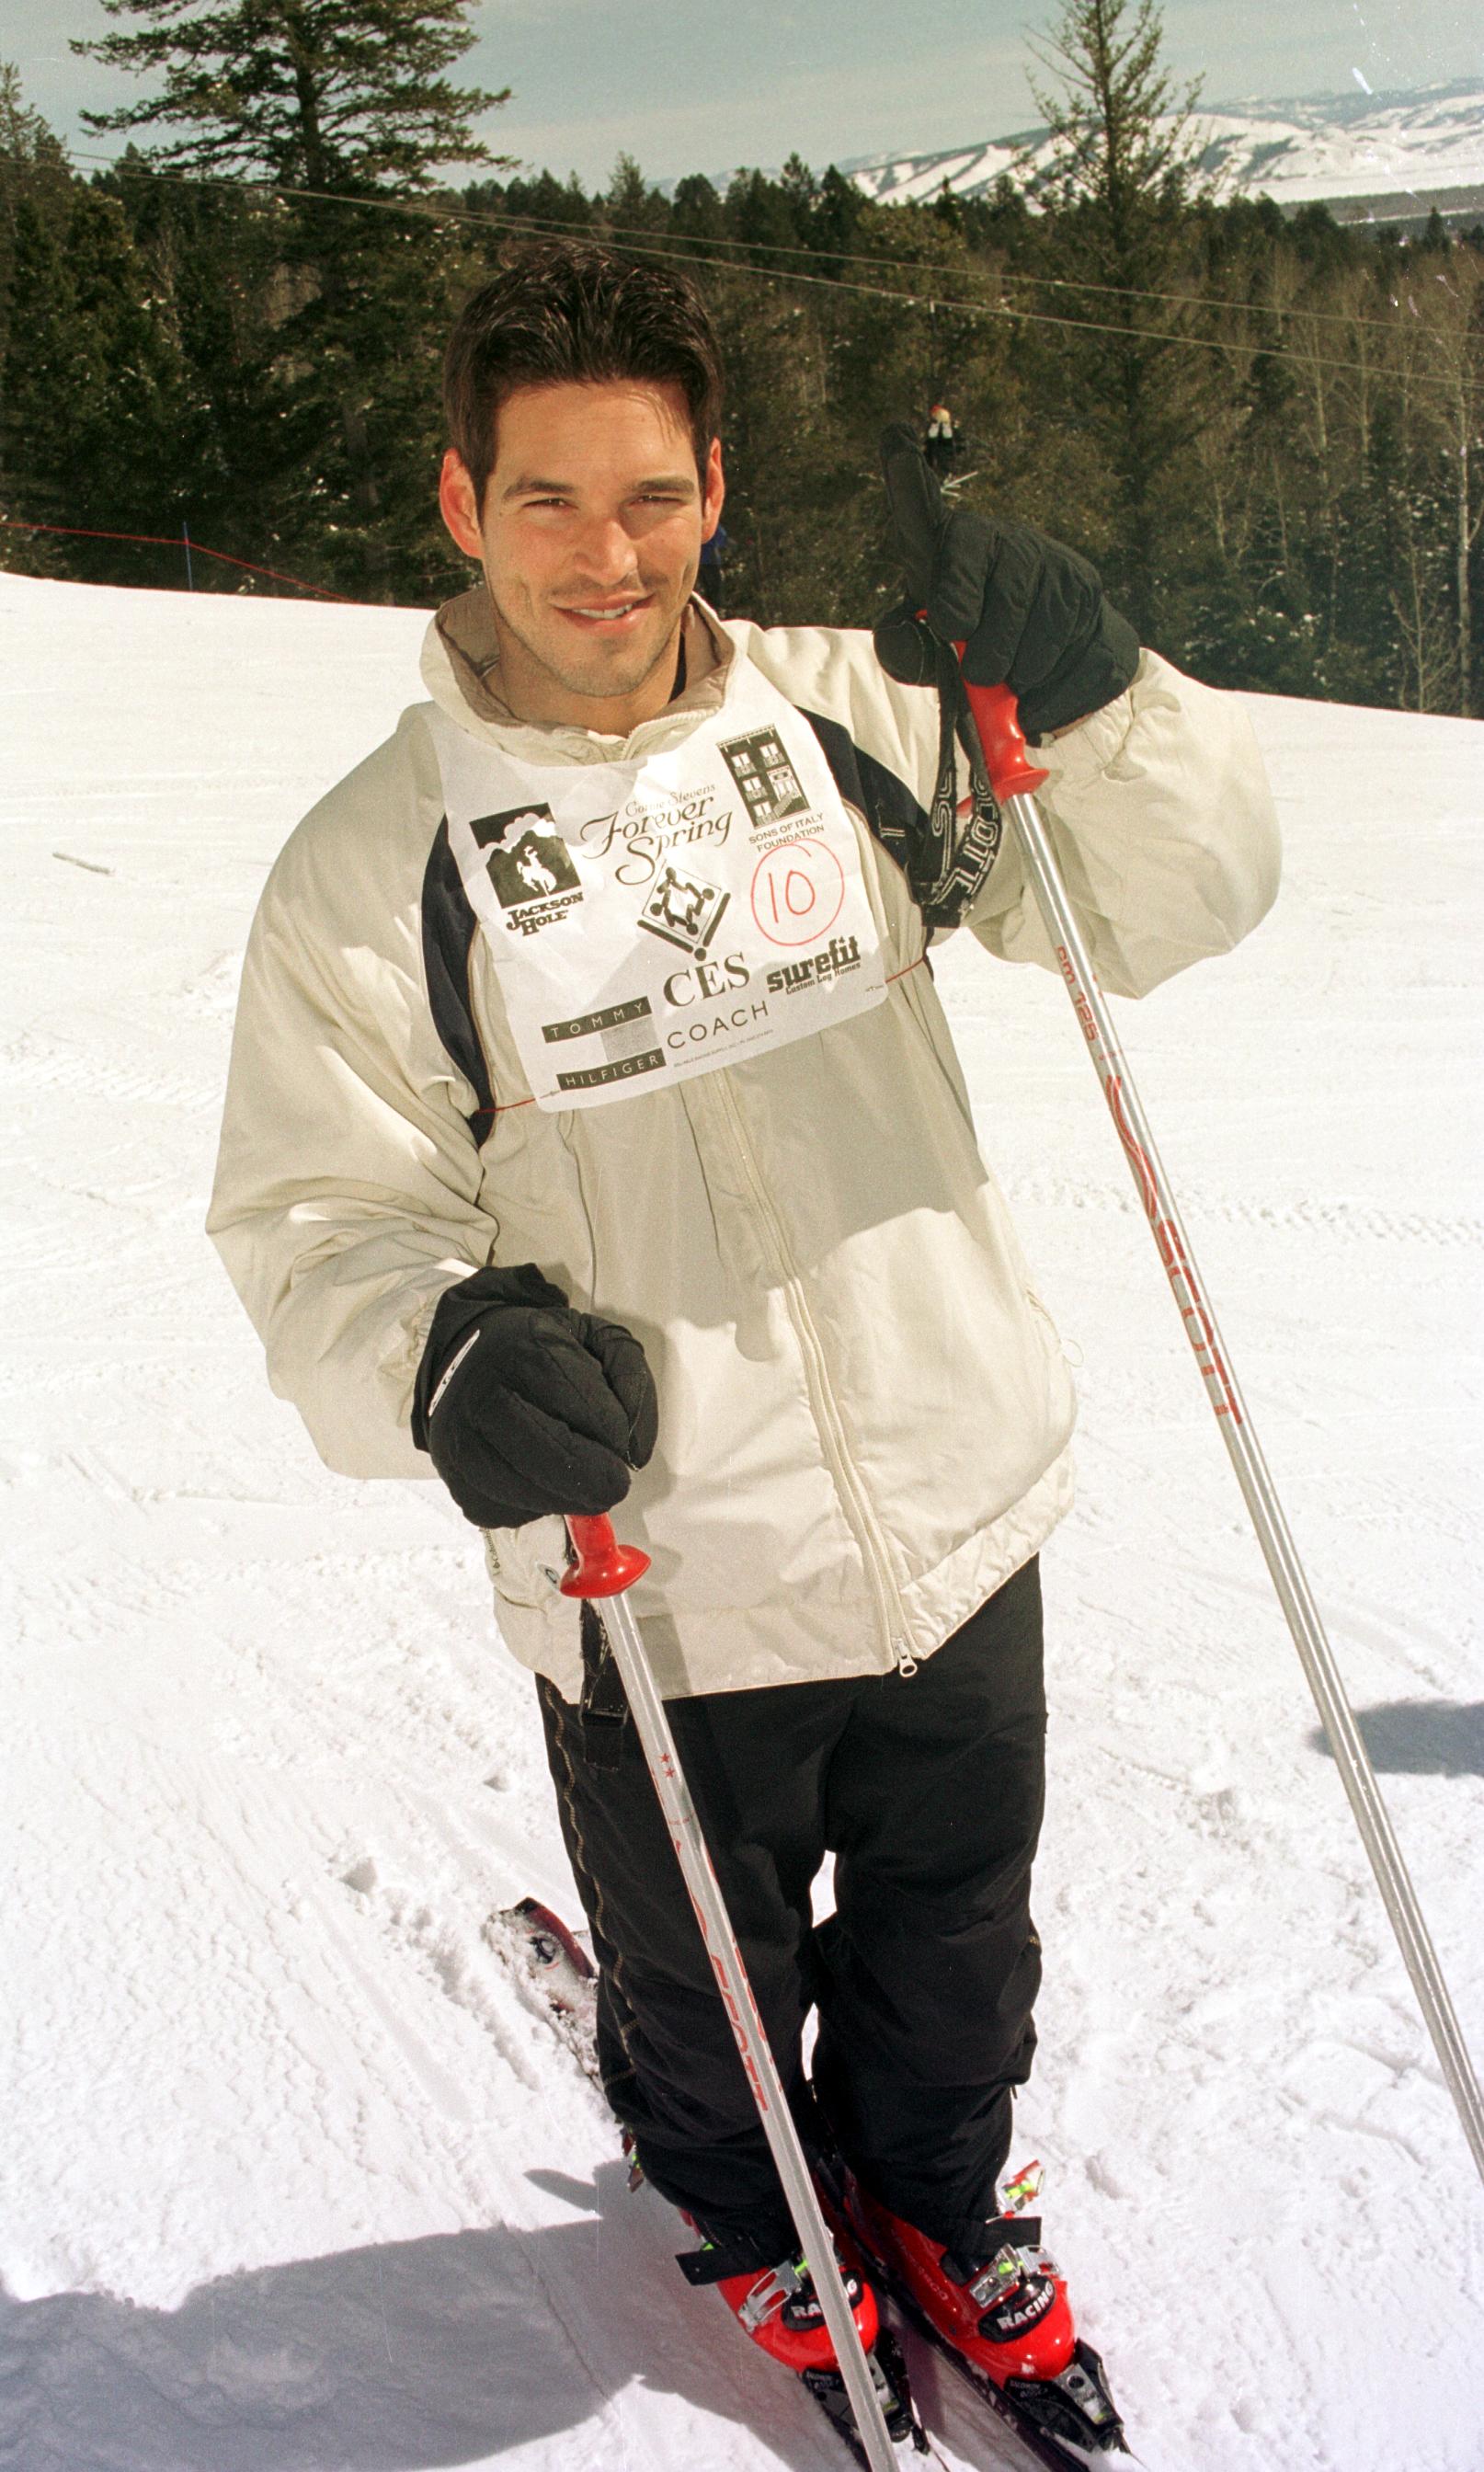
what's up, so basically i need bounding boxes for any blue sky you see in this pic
[7,0,1482,189]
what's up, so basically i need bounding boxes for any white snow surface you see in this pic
[2,569,1482,2472]
[847,80,1484,212]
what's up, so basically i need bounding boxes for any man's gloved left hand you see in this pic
[873,421,1140,739]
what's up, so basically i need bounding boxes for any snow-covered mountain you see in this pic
[847,80,1484,222]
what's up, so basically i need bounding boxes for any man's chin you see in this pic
[550,629,676,706]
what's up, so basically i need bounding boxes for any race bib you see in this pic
[428,661,886,1112]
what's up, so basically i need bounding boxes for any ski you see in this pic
[869,2291,1138,2472]
[485,1894,599,2080]
[800,2325,944,2467]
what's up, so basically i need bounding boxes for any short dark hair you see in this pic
[443,242,725,510]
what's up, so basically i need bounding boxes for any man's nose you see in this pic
[572,515,643,585]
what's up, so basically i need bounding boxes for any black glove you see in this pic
[412,1263,657,1529]
[873,422,1139,739]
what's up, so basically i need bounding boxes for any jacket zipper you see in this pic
[709,1074,916,1676]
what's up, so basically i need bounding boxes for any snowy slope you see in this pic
[1,571,1481,2472]
[847,79,1484,213]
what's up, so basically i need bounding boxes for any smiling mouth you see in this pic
[558,598,652,626]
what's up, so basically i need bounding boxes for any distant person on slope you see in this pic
[697,514,727,611]
[208,243,1278,2437]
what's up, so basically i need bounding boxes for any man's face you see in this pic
[439,377,725,732]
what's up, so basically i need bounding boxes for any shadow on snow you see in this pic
[0,2157,831,2472]
[1310,1700,1484,1779]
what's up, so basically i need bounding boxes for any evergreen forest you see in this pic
[2,0,1482,716]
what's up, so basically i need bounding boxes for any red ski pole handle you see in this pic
[952,651,1049,802]
[560,1513,650,1598]
[958,676,1050,800]
[909,611,1050,799]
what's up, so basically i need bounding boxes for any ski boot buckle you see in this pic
[964,2241,1027,2309]
[738,2256,806,2332]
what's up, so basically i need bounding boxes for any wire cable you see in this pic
[0,512,356,600]
[30,143,1480,372]
[6,144,1474,395]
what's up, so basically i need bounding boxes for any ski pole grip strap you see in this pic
[560,1513,651,1597]
[955,661,1050,800]
[576,1599,628,1768]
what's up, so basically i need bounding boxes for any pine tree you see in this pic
[1029,0,1215,633]
[0,63,74,439]
[1,194,83,541]
[670,174,725,251]
[601,153,667,236]
[1031,0,1205,256]
[74,0,508,192]
[469,169,593,233]
[726,168,802,269]
[0,61,72,233]
[810,166,864,274]
[73,2,513,595]
[1,177,193,578]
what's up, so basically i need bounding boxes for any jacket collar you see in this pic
[421,586,739,766]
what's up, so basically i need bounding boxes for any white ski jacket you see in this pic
[208,593,1279,1700]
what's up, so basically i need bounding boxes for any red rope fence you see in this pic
[0,512,359,602]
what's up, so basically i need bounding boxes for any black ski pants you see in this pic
[536,1555,1046,2266]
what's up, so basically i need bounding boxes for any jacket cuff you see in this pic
[1033,654,1147,794]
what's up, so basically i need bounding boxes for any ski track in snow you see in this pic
[1,577,1480,2472]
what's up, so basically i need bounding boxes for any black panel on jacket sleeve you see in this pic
[420,816,497,1144]
[800,696,1002,935]
[798,707,931,888]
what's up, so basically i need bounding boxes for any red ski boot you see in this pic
[679,2234,923,2450]
[837,2163,1125,2457]
[845,2170,1075,2385]
[708,2243,879,2375]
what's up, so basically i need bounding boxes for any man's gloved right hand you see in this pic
[411,1263,657,1530]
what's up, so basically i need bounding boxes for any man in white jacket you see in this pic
[209,242,1279,2423]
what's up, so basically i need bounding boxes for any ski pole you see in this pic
[560,1515,903,2470]
[960,673,1484,2189]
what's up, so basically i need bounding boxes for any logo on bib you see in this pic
[471,803,583,935]
[542,995,666,1093]
[636,864,730,960]
[764,933,862,996]
[719,727,809,830]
